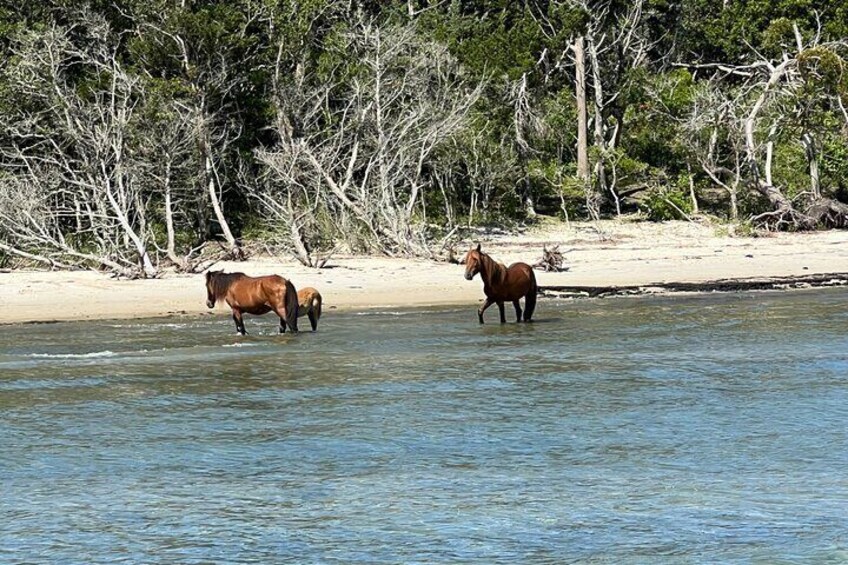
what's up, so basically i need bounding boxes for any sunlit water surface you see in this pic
[2,290,847,563]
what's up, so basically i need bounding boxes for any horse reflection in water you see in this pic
[462,243,537,324]
[205,270,299,335]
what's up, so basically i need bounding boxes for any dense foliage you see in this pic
[1,1,846,275]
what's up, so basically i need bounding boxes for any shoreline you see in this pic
[8,281,847,327]
[1,220,847,325]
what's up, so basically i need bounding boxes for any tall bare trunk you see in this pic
[162,159,183,267]
[105,180,157,277]
[204,151,239,256]
[801,132,821,199]
[744,60,791,183]
[687,163,699,214]
[574,36,589,182]
[588,37,607,199]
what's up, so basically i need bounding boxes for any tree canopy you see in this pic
[1,0,847,275]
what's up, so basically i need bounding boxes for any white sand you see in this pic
[1,219,846,324]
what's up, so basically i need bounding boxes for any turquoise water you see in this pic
[1,290,847,563]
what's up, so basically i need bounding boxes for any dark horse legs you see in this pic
[232,309,247,335]
[273,306,291,334]
[478,298,510,324]
[272,302,299,334]
[513,300,522,322]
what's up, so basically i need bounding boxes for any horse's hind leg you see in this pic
[274,307,288,334]
[232,309,247,335]
[513,300,522,322]
[497,301,506,324]
[308,311,318,332]
[274,305,297,334]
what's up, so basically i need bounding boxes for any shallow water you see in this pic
[1,289,847,563]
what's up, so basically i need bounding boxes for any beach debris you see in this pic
[533,245,569,272]
[445,245,460,264]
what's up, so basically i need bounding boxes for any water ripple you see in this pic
[1,289,847,563]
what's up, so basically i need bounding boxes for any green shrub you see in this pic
[640,187,693,221]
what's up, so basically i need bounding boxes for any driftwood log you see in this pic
[533,245,569,272]
[539,272,848,298]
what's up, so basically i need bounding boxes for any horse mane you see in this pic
[206,271,245,300]
[478,251,506,286]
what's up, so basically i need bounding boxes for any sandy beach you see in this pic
[1,219,847,325]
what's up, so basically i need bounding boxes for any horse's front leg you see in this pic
[478,297,494,324]
[513,300,522,323]
[497,301,506,324]
[232,308,247,336]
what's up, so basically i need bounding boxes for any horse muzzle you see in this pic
[464,272,474,280]
[206,299,215,309]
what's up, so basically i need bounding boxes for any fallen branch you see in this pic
[539,272,848,298]
[533,245,570,272]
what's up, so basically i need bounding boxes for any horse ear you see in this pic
[475,242,481,252]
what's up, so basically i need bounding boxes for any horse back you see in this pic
[498,262,536,300]
[228,274,290,310]
[508,262,536,284]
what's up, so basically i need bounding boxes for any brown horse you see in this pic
[463,243,537,324]
[205,270,299,335]
[296,287,323,332]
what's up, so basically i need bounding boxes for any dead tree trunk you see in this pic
[573,36,590,183]
[800,132,821,199]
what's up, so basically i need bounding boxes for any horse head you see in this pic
[205,270,224,308]
[463,243,483,280]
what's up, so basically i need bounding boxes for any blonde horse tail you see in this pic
[284,279,299,332]
[309,291,322,331]
[313,293,322,323]
[524,268,537,322]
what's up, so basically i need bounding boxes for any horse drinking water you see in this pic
[296,287,323,332]
[463,243,537,324]
[205,270,299,335]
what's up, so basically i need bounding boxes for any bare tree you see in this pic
[134,98,214,271]
[252,19,482,259]
[138,18,250,259]
[0,17,158,277]
[546,0,651,216]
[675,19,848,229]
[682,81,749,220]
[572,35,592,218]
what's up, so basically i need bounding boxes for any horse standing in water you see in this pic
[463,243,537,324]
[296,287,323,331]
[205,271,299,335]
